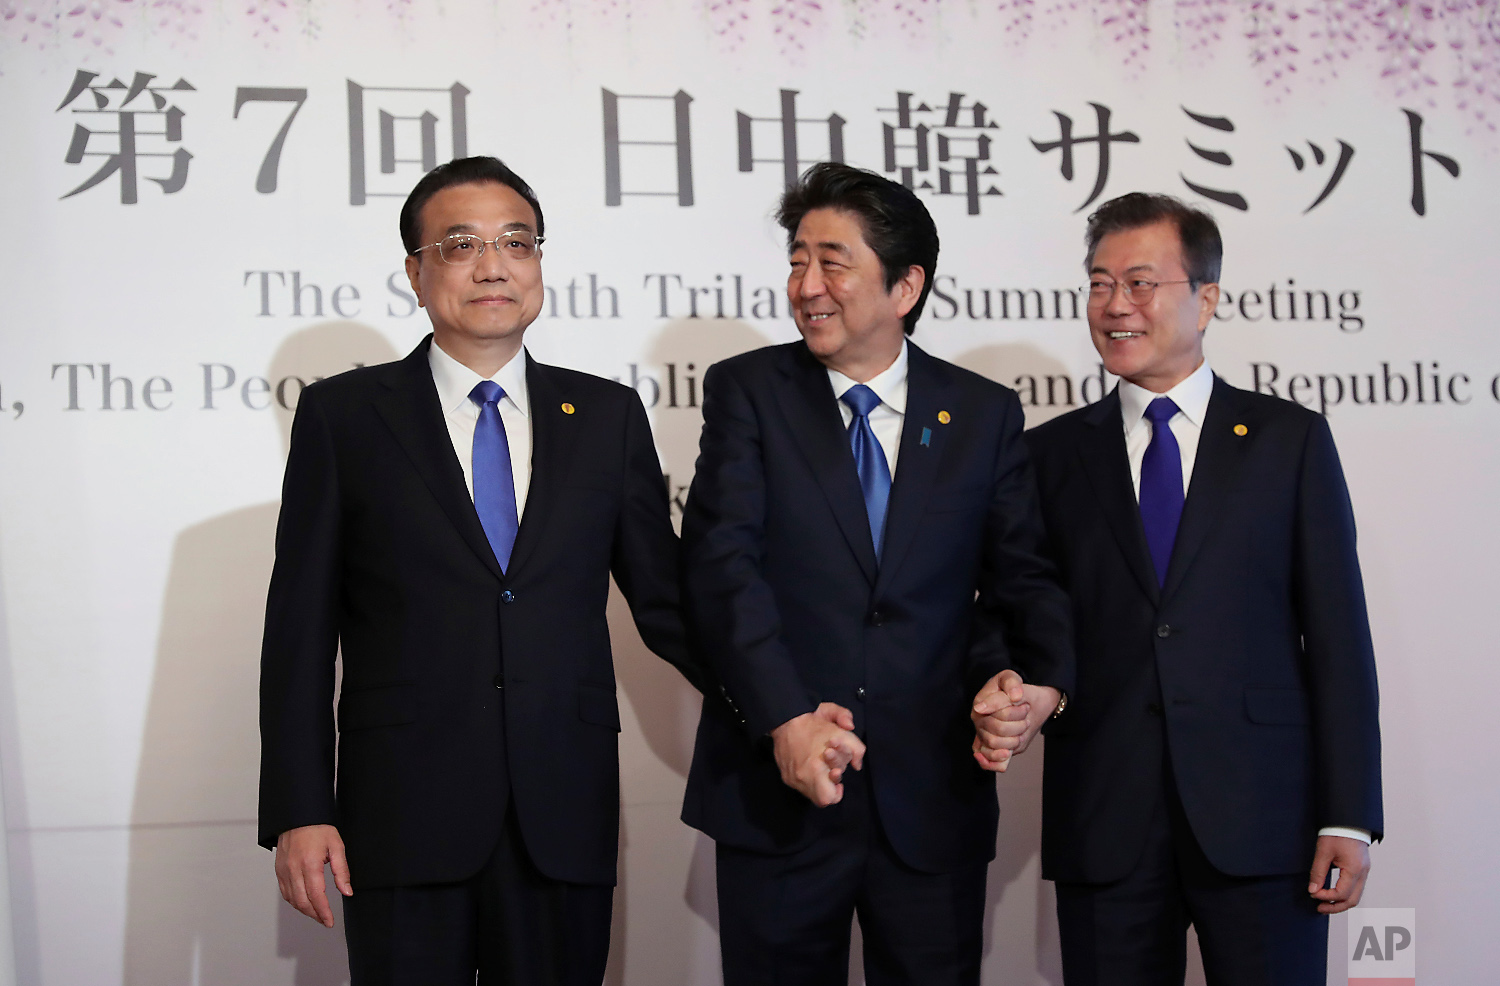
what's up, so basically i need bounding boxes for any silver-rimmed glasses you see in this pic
[1086,277,1191,306]
[415,231,545,265]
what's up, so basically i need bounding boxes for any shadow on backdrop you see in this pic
[951,343,1106,432]
[0,536,39,985]
[611,317,772,780]
[123,322,398,986]
[603,318,771,986]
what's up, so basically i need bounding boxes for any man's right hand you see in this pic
[770,702,866,807]
[275,824,352,928]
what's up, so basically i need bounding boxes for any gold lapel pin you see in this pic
[1233,423,1248,436]
[561,402,576,415]
[937,410,952,424]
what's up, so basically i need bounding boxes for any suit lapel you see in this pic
[504,354,562,578]
[372,338,504,582]
[873,343,954,595]
[1076,389,1160,605]
[773,344,878,586]
[1160,377,1253,601]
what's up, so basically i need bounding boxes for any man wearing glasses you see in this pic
[1025,192,1383,985]
[258,156,703,985]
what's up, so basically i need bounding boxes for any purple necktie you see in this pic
[1139,397,1183,586]
[840,384,892,559]
[470,381,519,572]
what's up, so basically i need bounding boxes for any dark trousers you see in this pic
[342,807,613,986]
[716,770,988,986]
[1055,767,1327,986]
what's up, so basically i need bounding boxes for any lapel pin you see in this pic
[561,402,576,415]
[1233,423,1247,436]
[937,410,951,424]
[920,427,932,447]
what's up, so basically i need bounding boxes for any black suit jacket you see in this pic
[680,341,1074,874]
[258,336,701,889]
[1026,378,1382,883]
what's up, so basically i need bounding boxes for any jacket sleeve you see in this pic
[965,389,1076,700]
[257,388,342,849]
[1294,414,1384,839]
[610,389,709,695]
[680,363,818,737]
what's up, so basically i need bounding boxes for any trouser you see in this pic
[715,769,988,986]
[342,805,613,986]
[1055,767,1327,986]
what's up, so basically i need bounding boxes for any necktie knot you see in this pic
[470,380,505,408]
[1144,396,1179,426]
[841,383,882,419]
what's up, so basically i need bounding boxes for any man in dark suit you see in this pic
[258,156,702,985]
[1025,192,1383,985]
[680,162,1074,985]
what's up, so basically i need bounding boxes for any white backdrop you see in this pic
[1,2,1497,983]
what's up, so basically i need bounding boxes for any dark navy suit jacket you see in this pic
[258,336,703,889]
[680,340,1074,874]
[1026,378,1383,883]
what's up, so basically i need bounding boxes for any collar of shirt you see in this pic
[428,338,532,419]
[825,339,909,416]
[1118,358,1214,437]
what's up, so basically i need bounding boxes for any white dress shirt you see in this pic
[1117,358,1370,846]
[428,339,532,518]
[827,340,908,477]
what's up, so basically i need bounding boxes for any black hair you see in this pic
[399,156,544,255]
[776,162,939,335]
[1084,192,1221,288]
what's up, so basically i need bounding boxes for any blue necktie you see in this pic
[1139,397,1184,586]
[841,384,893,559]
[470,381,519,572]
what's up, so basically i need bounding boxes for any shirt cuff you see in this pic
[1318,826,1372,844]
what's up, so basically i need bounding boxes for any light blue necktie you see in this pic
[469,381,519,572]
[841,384,893,559]
[1139,397,1184,586]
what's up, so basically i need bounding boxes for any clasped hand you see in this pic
[770,702,866,807]
[971,669,1059,772]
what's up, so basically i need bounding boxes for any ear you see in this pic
[891,264,926,320]
[1195,282,1220,333]
[405,254,426,309]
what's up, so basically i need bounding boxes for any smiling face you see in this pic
[787,207,922,382]
[404,180,543,366]
[1087,219,1219,394]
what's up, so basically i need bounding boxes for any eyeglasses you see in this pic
[1086,277,1191,306]
[415,231,545,265]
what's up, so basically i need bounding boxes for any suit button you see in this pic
[870,611,885,627]
[501,590,516,604]
[855,686,866,701]
[1146,702,1163,716]
[1156,624,1173,638]
[493,673,505,689]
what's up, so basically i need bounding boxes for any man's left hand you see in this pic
[1308,835,1371,914]
[970,670,1060,773]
